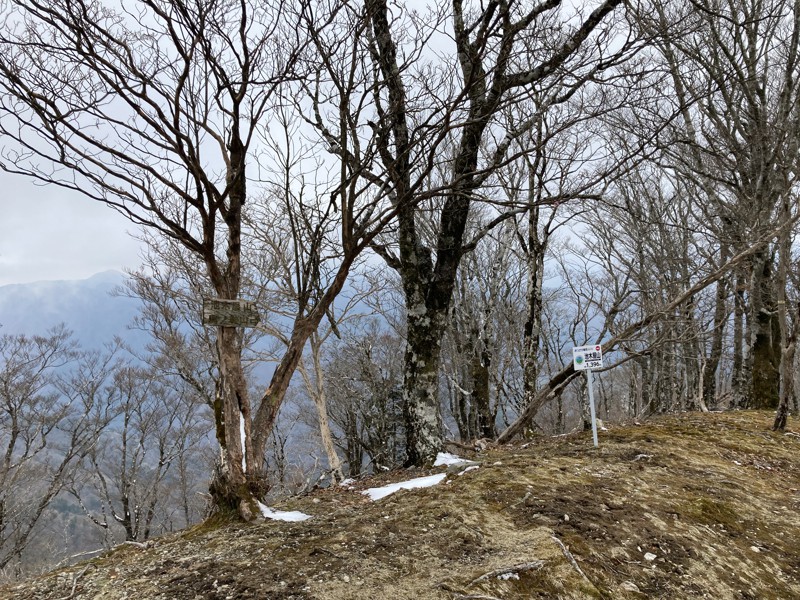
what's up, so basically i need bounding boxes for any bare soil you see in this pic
[4,411,800,599]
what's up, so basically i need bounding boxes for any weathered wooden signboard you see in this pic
[202,298,260,327]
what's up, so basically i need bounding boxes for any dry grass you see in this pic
[4,410,800,599]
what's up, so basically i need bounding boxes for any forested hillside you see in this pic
[1,0,799,584]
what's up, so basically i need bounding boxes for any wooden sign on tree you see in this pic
[202,298,260,328]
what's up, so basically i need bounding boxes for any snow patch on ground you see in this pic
[257,502,312,522]
[363,473,447,501]
[433,452,469,466]
[458,465,480,476]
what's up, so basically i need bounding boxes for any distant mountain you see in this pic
[0,270,145,349]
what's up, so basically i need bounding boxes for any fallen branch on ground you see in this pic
[58,565,93,600]
[552,534,593,586]
[468,561,544,586]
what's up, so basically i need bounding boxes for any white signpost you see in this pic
[572,344,603,447]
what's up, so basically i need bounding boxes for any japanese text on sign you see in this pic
[572,345,603,371]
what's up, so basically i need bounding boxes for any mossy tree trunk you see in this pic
[749,251,781,410]
[365,0,624,465]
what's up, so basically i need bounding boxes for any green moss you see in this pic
[683,498,743,532]
[182,510,239,540]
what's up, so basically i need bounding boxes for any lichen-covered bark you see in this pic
[522,200,548,410]
[750,252,780,410]
[365,0,624,463]
[401,299,446,465]
[472,342,494,439]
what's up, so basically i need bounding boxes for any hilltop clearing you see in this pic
[4,411,800,599]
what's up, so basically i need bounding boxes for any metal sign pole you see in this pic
[586,369,599,448]
[573,344,603,448]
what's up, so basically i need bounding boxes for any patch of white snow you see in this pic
[433,452,470,467]
[458,465,480,476]
[257,501,312,522]
[363,473,447,501]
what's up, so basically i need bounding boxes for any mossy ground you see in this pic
[4,411,800,599]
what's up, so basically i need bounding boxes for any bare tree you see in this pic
[325,319,406,475]
[638,0,800,412]
[0,328,118,576]
[0,0,294,518]
[70,364,211,544]
[331,0,632,464]
[0,0,401,518]
[443,217,525,441]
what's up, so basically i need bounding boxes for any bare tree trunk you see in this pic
[205,123,262,520]
[703,258,730,408]
[731,269,748,408]
[210,326,256,518]
[774,197,793,430]
[252,260,355,464]
[522,202,547,410]
[401,294,447,465]
[750,250,780,409]
[472,339,495,439]
[298,334,344,483]
[579,376,592,431]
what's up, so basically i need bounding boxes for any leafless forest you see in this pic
[0,0,798,579]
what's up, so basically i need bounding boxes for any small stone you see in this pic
[644,552,657,561]
[341,574,351,583]
[621,581,640,593]
[563,514,570,522]
[750,546,761,553]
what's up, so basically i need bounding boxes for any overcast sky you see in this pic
[0,173,144,287]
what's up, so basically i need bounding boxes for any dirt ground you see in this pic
[4,410,800,599]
